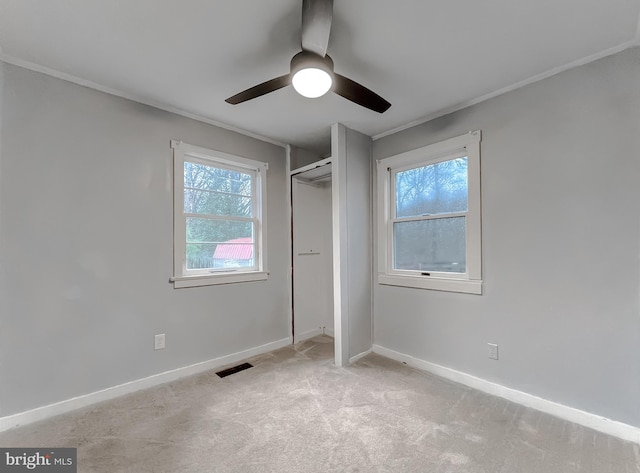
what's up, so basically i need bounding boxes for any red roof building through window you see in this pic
[213,237,253,260]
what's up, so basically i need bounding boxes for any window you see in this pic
[377,131,482,294]
[171,141,268,288]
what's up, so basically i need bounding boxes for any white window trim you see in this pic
[170,140,268,288]
[377,130,482,295]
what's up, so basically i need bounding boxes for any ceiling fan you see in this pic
[225,0,391,113]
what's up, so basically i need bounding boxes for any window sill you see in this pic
[171,271,269,288]
[378,274,482,295]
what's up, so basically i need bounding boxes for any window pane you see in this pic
[184,161,252,194]
[186,218,254,270]
[393,217,466,273]
[184,188,252,217]
[395,157,467,218]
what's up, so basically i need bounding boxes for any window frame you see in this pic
[377,131,482,294]
[171,140,268,288]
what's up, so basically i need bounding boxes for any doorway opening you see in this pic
[291,161,333,344]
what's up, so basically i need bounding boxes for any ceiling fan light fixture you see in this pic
[290,51,334,99]
[225,0,391,113]
[292,68,332,98]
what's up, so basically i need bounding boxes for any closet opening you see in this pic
[290,160,334,344]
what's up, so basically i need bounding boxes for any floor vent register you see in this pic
[216,362,253,378]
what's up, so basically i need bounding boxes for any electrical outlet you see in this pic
[154,333,165,350]
[488,343,498,360]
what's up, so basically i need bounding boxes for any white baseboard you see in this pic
[349,348,372,364]
[294,328,324,343]
[295,327,336,343]
[372,344,640,444]
[0,337,291,432]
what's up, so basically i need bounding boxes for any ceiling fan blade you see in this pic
[301,0,333,57]
[332,73,391,113]
[225,75,290,105]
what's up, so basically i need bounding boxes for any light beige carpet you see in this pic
[0,335,638,472]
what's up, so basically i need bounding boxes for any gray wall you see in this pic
[0,63,289,416]
[373,47,640,427]
[344,128,373,359]
[331,124,373,363]
[289,145,322,171]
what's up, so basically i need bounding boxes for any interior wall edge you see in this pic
[0,57,5,419]
[372,344,640,445]
[0,337,291,433]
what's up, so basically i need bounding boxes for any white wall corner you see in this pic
[372,344,640,445]
[0,338,291,433]
[331,123,349,367]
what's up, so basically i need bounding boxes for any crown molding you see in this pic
[373,41,639,141]
[0,53,287,149]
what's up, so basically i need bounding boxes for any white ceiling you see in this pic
[1,0,639,156]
